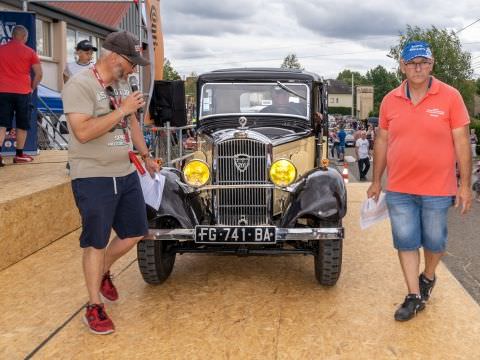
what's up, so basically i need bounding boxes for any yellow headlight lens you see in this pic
[269,159,297,187]
[183,160,210,187]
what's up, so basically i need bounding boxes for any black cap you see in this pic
[102,31,149,66]
[76,40,97,52]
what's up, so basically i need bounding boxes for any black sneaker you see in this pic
[0,156,4,167]
[394,294,425,321]
[419,273,436,302]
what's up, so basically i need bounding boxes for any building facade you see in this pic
[355,86,374,120]
[0,0,142,91]
[327,79,373,119]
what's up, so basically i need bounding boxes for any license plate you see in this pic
[195,226,276,244]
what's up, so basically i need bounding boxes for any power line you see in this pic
[455,18,480,34]
[174,49,387,70]
[168,35,398,62]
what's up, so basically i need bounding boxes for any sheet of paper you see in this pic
[138,172,166,211]
[360,192,389,230]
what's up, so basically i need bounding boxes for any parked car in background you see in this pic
[345,129,355,147]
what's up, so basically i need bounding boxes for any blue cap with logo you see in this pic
[401,41,433,62]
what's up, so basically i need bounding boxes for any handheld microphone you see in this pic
[128,76,143,113]
[129,75,139,93]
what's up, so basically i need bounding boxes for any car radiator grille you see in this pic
[215,138,270,226]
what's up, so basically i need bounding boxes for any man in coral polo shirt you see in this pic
[0,25,43,166]
[367,41,472,321]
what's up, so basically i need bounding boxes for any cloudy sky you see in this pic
[160,0,480,80]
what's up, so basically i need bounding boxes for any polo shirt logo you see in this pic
[426,108,445,117]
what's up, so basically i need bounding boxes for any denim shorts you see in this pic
[385,191,454,253]
[71,171,148,249]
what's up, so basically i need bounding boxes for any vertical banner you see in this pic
[144,0,164,125]
[0,11,38,155]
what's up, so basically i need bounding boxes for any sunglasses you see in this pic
[118,54,136,70]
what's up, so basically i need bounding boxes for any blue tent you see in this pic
[37,84,63,114]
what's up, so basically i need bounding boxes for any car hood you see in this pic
[207,127,311,146]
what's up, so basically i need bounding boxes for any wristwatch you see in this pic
[141,152,151,161]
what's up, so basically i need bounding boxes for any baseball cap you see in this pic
[102,31,149,66]
[76,40,97,52]
[401,41,433,62]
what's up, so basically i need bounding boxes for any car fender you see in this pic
[280,167,347,227]
[146,168,203,229]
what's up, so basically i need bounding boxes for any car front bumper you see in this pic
[144,227,344,242]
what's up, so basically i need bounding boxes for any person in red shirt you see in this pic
[367,41,472,322]
[0,25,43,166]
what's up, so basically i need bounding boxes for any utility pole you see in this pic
[351,73,354,117]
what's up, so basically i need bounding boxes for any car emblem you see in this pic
[234,154,250,172]
[239,116,248,128]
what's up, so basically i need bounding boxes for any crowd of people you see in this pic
[329,121,377,180]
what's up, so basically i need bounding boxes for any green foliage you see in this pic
[337,69,368,86]
[476,78,480,96]
[389,25,474,112]
[365,65,401,116]
[328,106,352,115]
[281,54,304,70]
[163,58,181,80]
[184,71,198,98]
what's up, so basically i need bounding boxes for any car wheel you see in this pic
[313,220,343,286]
[137,219,177,285]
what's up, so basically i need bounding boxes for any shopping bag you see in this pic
[360,192,389,230]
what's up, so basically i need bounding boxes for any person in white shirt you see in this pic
[355,130,371,181]
[63,40,97,83]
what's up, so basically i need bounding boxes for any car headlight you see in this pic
[183,159,210,187]
[269,159,297,187]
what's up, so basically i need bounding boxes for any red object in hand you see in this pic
[129,151,146,175]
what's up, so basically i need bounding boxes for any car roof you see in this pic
[198,67,323,83]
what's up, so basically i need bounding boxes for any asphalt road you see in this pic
[336,147,480,304]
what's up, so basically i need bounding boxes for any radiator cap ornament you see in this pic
[239,116,248,129]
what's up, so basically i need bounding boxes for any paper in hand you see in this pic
[360,192,389,230]
[138,172,166,211]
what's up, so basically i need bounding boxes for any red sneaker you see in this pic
[100,271,119,302]
[13,154,33,163]
[83,303,115,335]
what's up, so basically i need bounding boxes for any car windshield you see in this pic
[200,82,310,120]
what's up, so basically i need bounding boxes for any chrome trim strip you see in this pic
[144,227,344,241]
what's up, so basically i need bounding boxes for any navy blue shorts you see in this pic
[71,171,148,249]
[0,93,32,130]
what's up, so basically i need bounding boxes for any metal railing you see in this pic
[36,96,69,150]
[144,123,196,167]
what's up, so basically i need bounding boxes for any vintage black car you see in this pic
[139,68,347,286]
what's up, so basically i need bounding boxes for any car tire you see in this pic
[137,218,178,285]
[313,221,343,286]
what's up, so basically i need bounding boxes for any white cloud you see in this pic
[160,0,480,78]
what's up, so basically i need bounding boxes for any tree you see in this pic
[281,54,303,70]
[389,25,474,113]
[365,65,400,116]
[476,78,480,96]
[184,72,198,100]
[163,58,181,80]
[336,69,368,86]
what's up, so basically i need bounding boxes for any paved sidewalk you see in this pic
[1,184,479,359]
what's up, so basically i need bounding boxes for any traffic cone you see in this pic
[342,162,349,184]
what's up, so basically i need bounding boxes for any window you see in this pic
[36,19,52,57]
[66,28,102,63]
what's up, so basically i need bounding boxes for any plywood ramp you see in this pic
[0,184,479,359]
[0,150,80,270]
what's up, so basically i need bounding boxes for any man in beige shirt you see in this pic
[62,31,159,335]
